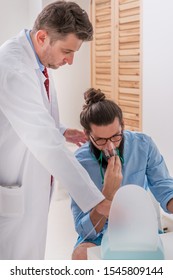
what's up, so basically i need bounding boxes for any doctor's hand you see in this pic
[102,155,122,201]
[63,128,87,147]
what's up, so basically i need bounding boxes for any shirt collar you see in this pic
[25,29,44,72]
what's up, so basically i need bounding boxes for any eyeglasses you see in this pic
[90,132,123,146]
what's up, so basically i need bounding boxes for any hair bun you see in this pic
[84,88,105,106]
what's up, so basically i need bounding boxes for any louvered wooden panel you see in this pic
[91,0,113,99]
[91,0,142,131]
[118,0,141,131]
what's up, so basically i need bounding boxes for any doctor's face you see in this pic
[37,32,83,69]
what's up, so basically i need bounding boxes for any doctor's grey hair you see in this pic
[32,1,93,44]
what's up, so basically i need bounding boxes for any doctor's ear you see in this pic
[36,30,49,46]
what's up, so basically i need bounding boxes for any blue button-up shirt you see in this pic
[71,130,173,244]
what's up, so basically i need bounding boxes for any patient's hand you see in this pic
[102,155,122,200]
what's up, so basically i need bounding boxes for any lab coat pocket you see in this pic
[0,185,24,217]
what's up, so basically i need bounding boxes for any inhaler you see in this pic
[103,142,117,159]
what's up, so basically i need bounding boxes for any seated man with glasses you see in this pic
[71,88,173,260]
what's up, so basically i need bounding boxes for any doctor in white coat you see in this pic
[0,1,110,259]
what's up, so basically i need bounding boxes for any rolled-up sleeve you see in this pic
[146,136,173,213]
[76,212,98,239]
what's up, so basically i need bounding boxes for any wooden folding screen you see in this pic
[91,0,142,131]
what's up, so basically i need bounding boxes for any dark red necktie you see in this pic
[42,67,53,186]
[42,67,50,100]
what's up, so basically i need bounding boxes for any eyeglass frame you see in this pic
[89,132,123,146]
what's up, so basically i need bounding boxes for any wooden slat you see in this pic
[124,118,139,127]
[119,55,139,62]
[96,44,111,51]
[96,26,111,34]
[96,8,111,16]
[119,99,139,107]
[121,105,139,114]
[123,112,139,120]
[96,51,111,57]
[120,1,140,11]
[119,49,139,55]
[120,21,139,30]
[95,43,111,50]
[119,68,140,75]
[119,81,139,88]
[96,62,111,68]
[95,84,112,92]
[95,57,111,62]
[119,87,139,94]
[122,112,140,119]
[96,14,111,22]
[119,28,140,37]
[96,21,111,28]
[119,93,140,101]
[119,15,140,24]
[95,39,111,45]
[119,62,139,68]
[95,0,110,5]
[96,74,111,81]
[95,32,111,39]
[119,42,140,49]
[120,7,140,18]
[96,68,111,74]
[96,3,111,11]
[119,75,140,81]
[119,0,138,4]
[119,35,140,43]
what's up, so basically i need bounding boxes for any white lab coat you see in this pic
[0,30,104,259]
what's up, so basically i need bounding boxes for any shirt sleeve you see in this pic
[71,200,105,240]
[146,136,173,213]
[76,212,98,239]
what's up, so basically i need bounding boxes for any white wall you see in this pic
[0,0,29,44]
[0,0,43,42]
[28,0,42,28]
[142,0,173,174]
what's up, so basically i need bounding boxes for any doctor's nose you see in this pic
[64,53,74,65]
